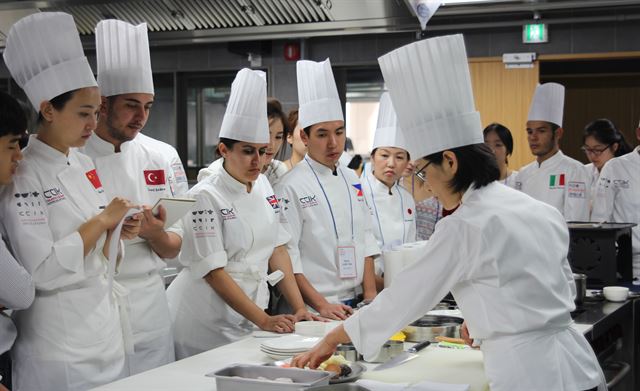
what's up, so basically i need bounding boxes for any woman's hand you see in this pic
[120,213,143,240]
[259,314,296,333]
[317,303,353,320]
[293,308,323,322]
[460,321,473,346]
[291,338,338,369]
[99,197,138,229]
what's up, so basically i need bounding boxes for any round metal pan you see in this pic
[403,315,463,342]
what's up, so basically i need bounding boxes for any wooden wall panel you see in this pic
[469,58,539,170]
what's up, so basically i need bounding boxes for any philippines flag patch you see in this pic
[266,195,280,210]
[352,184,363,197]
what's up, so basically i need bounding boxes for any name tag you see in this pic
[337,244,357,279]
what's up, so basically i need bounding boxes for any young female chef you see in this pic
[362,92,416,290]
[261,98,291,186]
[483,123,517,187]
[283,109,307,170]
[1,12,142,391]
[167,69,317,359]
[293,34,604,391]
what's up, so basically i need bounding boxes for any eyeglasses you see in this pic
[581,144,611,156]
[414,161,432,182]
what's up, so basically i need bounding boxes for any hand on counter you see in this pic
[460,321,473,346]
[259,314,296,334]
[293,308,324,322]
[317,303,353,320]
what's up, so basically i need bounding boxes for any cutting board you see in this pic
[362,346,490,391]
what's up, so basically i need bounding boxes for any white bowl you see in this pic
[603,286,629,302]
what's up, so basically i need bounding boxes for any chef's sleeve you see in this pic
[590,160,616,223]
[274,183,303,274]
[563,165,591,222]
[169,150,189,197]
[1,175,100,291]
[344,216,473,361]
[178,190,227,279]
[0,230,34,310]
[359,194,380,258]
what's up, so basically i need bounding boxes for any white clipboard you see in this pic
[151,197,196,228]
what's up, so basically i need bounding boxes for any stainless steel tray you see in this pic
[207,363,332,391]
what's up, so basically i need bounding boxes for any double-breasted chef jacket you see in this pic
[515,150,591,221]
[80,133,176,375]
[167,160,290,359]
[274,156,380,303]
[0,135,126,391]
[592,147,640,278]
[343,182,603,391]
[361,170,416,273]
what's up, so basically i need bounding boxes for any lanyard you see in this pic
[365,174,406,247]
[305,158,354,241]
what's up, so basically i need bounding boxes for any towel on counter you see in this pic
[357,379,470,391]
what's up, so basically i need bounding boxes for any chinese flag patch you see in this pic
[144,170,166,185]
[85,169,103,189]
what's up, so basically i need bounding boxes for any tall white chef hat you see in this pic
[527,82,565,127]
[378,34,483,159]
[219,68,269,144]
[96,20,154,97]
[3,12,98,111]
[296,58,344,129]
[371,92,409,152]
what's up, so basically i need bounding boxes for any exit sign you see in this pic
[523,23,548,44]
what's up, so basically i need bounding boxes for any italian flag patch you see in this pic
[549,174,565,188]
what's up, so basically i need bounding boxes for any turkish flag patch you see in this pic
[85,169,103,189]
[144,169,166,185]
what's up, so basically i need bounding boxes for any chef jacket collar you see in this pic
[219,159,255,194]
[305,154,341,177]
[89,132,133,156]
[27,134,71,166]
[368,170,394,195]
[536,149,564,169]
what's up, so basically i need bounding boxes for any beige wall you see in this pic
[469,58,539,171]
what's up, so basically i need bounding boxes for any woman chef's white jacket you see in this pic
[274,157,379,302]
[344,182,603,391]
[592,147,640,278]
[167,161,290,359]
[0,136,126,391]
[81,134,176,375]
[515,150,591,221]
[362,171,416,273]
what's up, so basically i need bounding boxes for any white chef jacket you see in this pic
[274,156,380,302]
[0,234,34,356]
[591,147,640,278]
[502,170,518,188]
[198,158,289,188]
[585,162,599,214]
[362,171,416,274]
[80,134,176,375]
[344,182,602,391]
[515,150,591,221]
[167,161,290,358]
[0,135,126,391]
[136,132,188,196]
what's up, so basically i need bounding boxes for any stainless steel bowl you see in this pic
[403,315,463,342]
[336,343,360,362]
[573,273,587,305]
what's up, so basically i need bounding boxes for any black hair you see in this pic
[0,91,28,139]
[36,90,77,124]
[215,137,241,158]
[371,147,411,161]
[347,154,363,170]
[549,122,560,133]
[287,109,299,137]
[423,143,499,194]
[303,125,311,136]
[583,119,632,157]
[483,123,514,156]
[267,97,291,138]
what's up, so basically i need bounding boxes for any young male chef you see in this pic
[592,124,640,279]
[514,83,591,221]
[274,59,380,320]
[80,20,181,375]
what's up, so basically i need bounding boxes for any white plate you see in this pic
[260,350,297,360]
[260,347,308,355]
[261,334,321,352]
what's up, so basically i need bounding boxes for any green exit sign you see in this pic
[523,23,548,44]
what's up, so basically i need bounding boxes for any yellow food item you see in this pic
[318,354,349,371]
[389,331,406,341]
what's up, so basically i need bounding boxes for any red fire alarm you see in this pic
[284,42,301,61]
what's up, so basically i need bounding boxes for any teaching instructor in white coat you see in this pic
[292,34,604,391]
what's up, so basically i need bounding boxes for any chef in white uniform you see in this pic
[80,20,181,375]
[362,92,416,287]
[514,83,591,221]
[137,132,188,196]
[1,13,141,391]
[591,126,640,278]
[0,92,34,391]
[275,59,380,319]
[293,34,604,391]
[167,69,315,358]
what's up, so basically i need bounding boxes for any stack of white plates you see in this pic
[259,334,320,360]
